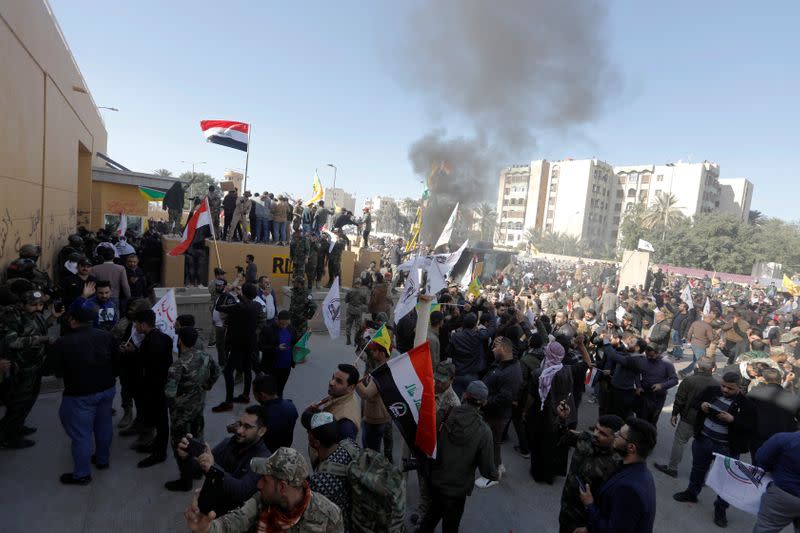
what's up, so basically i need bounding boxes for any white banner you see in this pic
[153,289,178,349]
[434,202,459,249]
[706,453,771,516]
[703,297,711,315]
[395,266,420,322]
[681,285,693,310]
[637,238,655,252]
[322,276,341,339]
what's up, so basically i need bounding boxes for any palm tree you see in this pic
[643,192,684,234]
[153,168,172,176]
[473,202,497,241]
[748,210,764,225]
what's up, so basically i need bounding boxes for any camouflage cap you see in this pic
[250,447,309,487]
[623,312,633,321]
[22,290,45,304]
[434,360,456,382]
[780,332,799,344]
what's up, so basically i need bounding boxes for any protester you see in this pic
[355,342,393,459]
[52,306,116,485]
[253,374,299,452]
[635,344,678,424]
[747,367,800,458]
[447,311,497,397]
[752,431,800,533]
[578,418,658,533]
[258,310,299,397]
[184,447,343,532]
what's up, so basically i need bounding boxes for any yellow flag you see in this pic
[306,171,323,206]
[468,277,482,298]
[783,275,800,297]
[711,271,719,287]
[405,207,423,252]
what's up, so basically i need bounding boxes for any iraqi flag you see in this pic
[371,341,437,458]
[200,120,249,151]
[169,198,213,256]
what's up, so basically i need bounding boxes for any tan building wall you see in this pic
[0,1,108,273]
[91,182,150,229]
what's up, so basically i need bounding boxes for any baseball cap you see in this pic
[77,257,92,267]
[465,380,489,402]
[22,290,45,304]
[434,360,456,382]
[250,447,310,486]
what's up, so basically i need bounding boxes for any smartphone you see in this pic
[185,437,206,458]
[575,475,587,492]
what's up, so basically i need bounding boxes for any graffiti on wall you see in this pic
[105,200,141,215]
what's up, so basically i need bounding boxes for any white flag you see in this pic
[398,240,468,274]
[117,214,127,236]
[425,259,446,296]
[681,285,693,310]
[434,202,459,249]
[322,276,341,339]
[703,297,711,315]
[706,453,772,515]
[322,227,338,253]
[153,289,178,349]
[395,267,419,322]
[459,259,474,291]
[637,238,655,252]
[615,305,626,323]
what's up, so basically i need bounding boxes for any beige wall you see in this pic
[0,1,107,273]
[619,250,650,291]
[90,182,150,230]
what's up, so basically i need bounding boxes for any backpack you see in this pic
[318,440,406,533]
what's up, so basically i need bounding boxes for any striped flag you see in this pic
[306,171,324,206]
[200,120,250,151]
[370,323,392,354]
[138,186,166,201]
[168,198,213,256]
[371,341,437,457]
[293,331,312,364]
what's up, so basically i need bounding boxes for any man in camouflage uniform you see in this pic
[344,279,368,345]
[184,447,343,533]
[207,185,223,237]
[5,244,55,298]
[315,234,329,290]
[326,232,345,288]
[305,234,320,290]
[556,405,624,533]
[289,277,317,337]
[289,229,310,284]
[621,312,641,337]
[0,290,62,448]
[164,327,221,492]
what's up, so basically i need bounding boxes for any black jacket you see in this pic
[447,320,497,377]
[692,386,757,454]
[216,298,263,352]
[648,319,671,354]
[481,358,523,418]
[53,325,117,396]
[747,383,800,444]
[139,328,174,393]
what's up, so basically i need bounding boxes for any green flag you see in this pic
[293,331,312,363]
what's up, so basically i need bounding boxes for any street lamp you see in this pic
[181,160,206,184]
[98,106,119,111]
[327,163,337,207]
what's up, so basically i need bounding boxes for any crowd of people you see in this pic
[1,212,800,532]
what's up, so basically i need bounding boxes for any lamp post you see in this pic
[327,163,337,208]
[181,160,206,187]
[97,106,119,112]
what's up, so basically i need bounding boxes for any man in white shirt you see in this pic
[255,276,277,324]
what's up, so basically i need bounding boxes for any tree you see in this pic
[154,168,173,177]
[178,171,216,209]
[748,210,764,225]
[643,192,684,236]
[618,203,648,251]
[374,200,403,235]
[473,202,498,241]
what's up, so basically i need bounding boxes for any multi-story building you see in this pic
[324,187,356,213]
[495,162,549,246]
[614,161,722,220]
[718,178,753,222]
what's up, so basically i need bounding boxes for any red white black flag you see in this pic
[371,341,437,458]
[200,120,249,151]
[169,198,213,256]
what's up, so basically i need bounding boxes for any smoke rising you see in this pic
[398,0,618,241]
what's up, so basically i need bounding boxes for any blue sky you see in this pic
[50,1,797,219]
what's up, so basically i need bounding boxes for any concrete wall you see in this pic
[90,181,150,229]
[0,1,107,272]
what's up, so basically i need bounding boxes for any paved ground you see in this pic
[0,334,778,532]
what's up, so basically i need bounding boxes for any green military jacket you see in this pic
[164,347,221,412]
[209,490,343,533]
[1,308,49,370]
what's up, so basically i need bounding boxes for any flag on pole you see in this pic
[116,214,127,236]
[637,239,655,252]
[293,331,312,363]
[434,202,459,249]
[306,171,324,206]
[322,277,341,339]
[200,120,250,151]
[138,186,166,202]
[711,271,719,287]
[681,285,694,310]
[703,297,711,315]
[585,367,600,388]
[467,276,482,298]
[168,198,213,256]
[370,323,392,354]
[394,266,419,322]
[459,256,475,291]
[371,341,437,457]
[406,207,423,253]
[706,453,772,515]
[783,275,800,297]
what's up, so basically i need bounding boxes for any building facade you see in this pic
[325,187,355,213]
[718,178,753,222]
[496,162,549,246]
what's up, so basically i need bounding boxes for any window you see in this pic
[616,190,624,199]
[503,199,509,206]
[615,203,622,211]
[625,203,633,213]
[104,214,142,234]
[547,209,554,219]
[656,174,664,182]
[627,188,636,198]
[641,174,650,184]
[613,216,620,225]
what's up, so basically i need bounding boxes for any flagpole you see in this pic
[242,124,251,193]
